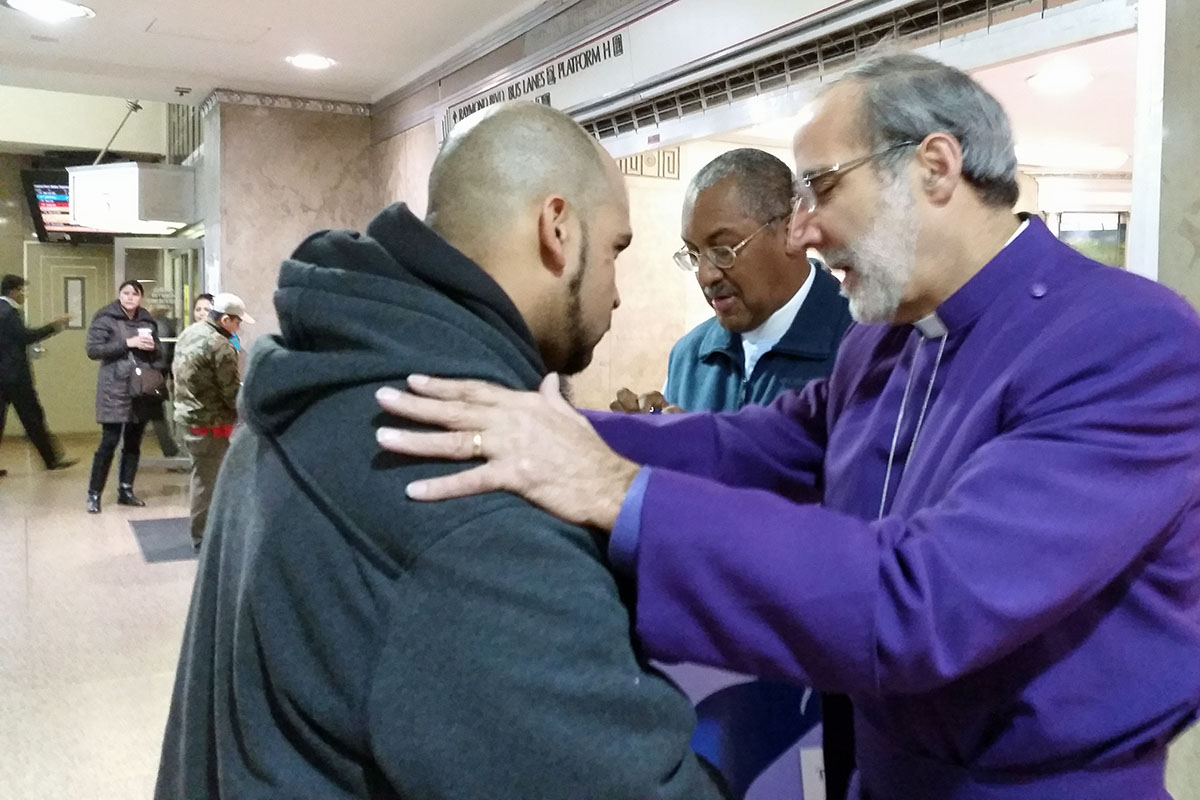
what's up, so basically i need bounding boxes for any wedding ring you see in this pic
[471,432,483,459]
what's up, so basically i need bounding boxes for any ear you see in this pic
[914,132,963,207]
[537,195,570,278]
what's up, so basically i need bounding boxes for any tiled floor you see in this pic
[2,434,1199,799]
[1,434,195,799]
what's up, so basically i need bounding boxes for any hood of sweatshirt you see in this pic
[240,204,545,438]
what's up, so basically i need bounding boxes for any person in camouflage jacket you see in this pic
[173,293,252,548]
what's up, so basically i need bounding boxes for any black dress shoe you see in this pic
[86,491,101,514]
[116,484,146,507]
[47,458,79,471]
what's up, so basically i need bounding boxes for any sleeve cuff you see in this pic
[608,467,651,576]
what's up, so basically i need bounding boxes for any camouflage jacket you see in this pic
[173,319,240,428]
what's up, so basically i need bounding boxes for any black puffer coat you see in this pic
[85,300,164,424]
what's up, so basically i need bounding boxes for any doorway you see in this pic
[114,237,204,469]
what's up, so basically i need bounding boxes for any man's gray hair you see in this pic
[839,53,1020,208]
[687,148,794,223]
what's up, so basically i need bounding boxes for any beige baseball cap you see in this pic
[211,292,255,324]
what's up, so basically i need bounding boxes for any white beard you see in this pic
[825,171,919,324]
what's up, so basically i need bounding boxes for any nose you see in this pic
[612,286,621,311]
[695,257,724,287]
[786,209,823,256]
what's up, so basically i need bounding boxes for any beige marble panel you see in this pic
[373,120,438,219]
[1161,10,1200,798]
[1169,722,1200,800]
[1157,0,1200,312]
[218,104,380,353]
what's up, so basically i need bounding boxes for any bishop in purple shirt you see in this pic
[375,53,1200,800]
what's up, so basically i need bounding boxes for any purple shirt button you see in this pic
[1031,282,1048,298]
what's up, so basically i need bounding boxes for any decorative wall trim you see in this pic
[617,147,680,179]
[200,89,370,118]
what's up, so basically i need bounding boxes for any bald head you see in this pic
[427,102,615,255]
[424,102,631,376]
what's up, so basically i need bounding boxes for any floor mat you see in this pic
[128,517,196,563]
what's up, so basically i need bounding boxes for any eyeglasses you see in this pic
[672,217,784,273]
[792,140,917,218]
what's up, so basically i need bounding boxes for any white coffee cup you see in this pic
[138,327,153,338]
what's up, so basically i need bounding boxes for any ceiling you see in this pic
[722,32,1137,175]
[972,32,1136,173]
[0,0,554,105]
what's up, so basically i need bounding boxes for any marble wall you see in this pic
[216,103,381,353]
[373,120,438,219]
[1160,3,1200,793]
[1157,0,1200,311]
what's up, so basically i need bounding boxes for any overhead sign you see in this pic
[440,29,634,139]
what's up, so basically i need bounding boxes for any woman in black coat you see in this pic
[84,280,162,513]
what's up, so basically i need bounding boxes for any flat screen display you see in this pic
[21,169,117,244]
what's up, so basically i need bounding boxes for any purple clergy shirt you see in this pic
[589,217,1200,799]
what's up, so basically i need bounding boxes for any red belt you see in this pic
[189,425,234,438]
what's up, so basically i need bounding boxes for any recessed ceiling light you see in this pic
[3,0,95,23]
[1027,59,1093,96]
[286,53,337,71]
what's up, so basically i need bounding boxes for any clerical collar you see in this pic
[918,218,1033,339]
[914,312,947,339]
[1003,218,1031,249]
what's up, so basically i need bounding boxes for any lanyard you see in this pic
[878,313,949,519]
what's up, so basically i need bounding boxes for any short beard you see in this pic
[825,169,918,324]
[558,221,593,376]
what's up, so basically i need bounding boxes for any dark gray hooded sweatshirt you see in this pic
[155,204,728,800]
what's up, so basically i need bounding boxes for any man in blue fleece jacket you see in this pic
[374,54,1200,800]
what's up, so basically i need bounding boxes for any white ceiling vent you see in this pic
[580,0,1054,140]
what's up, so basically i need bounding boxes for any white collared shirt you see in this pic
[741,265,816,379]
[1,296,19,310]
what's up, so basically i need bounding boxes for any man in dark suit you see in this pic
[0,274,78,475]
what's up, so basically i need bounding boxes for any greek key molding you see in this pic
[617,147,680,180]
[200,89,370,118]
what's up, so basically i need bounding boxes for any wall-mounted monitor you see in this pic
[20,168,118,244]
